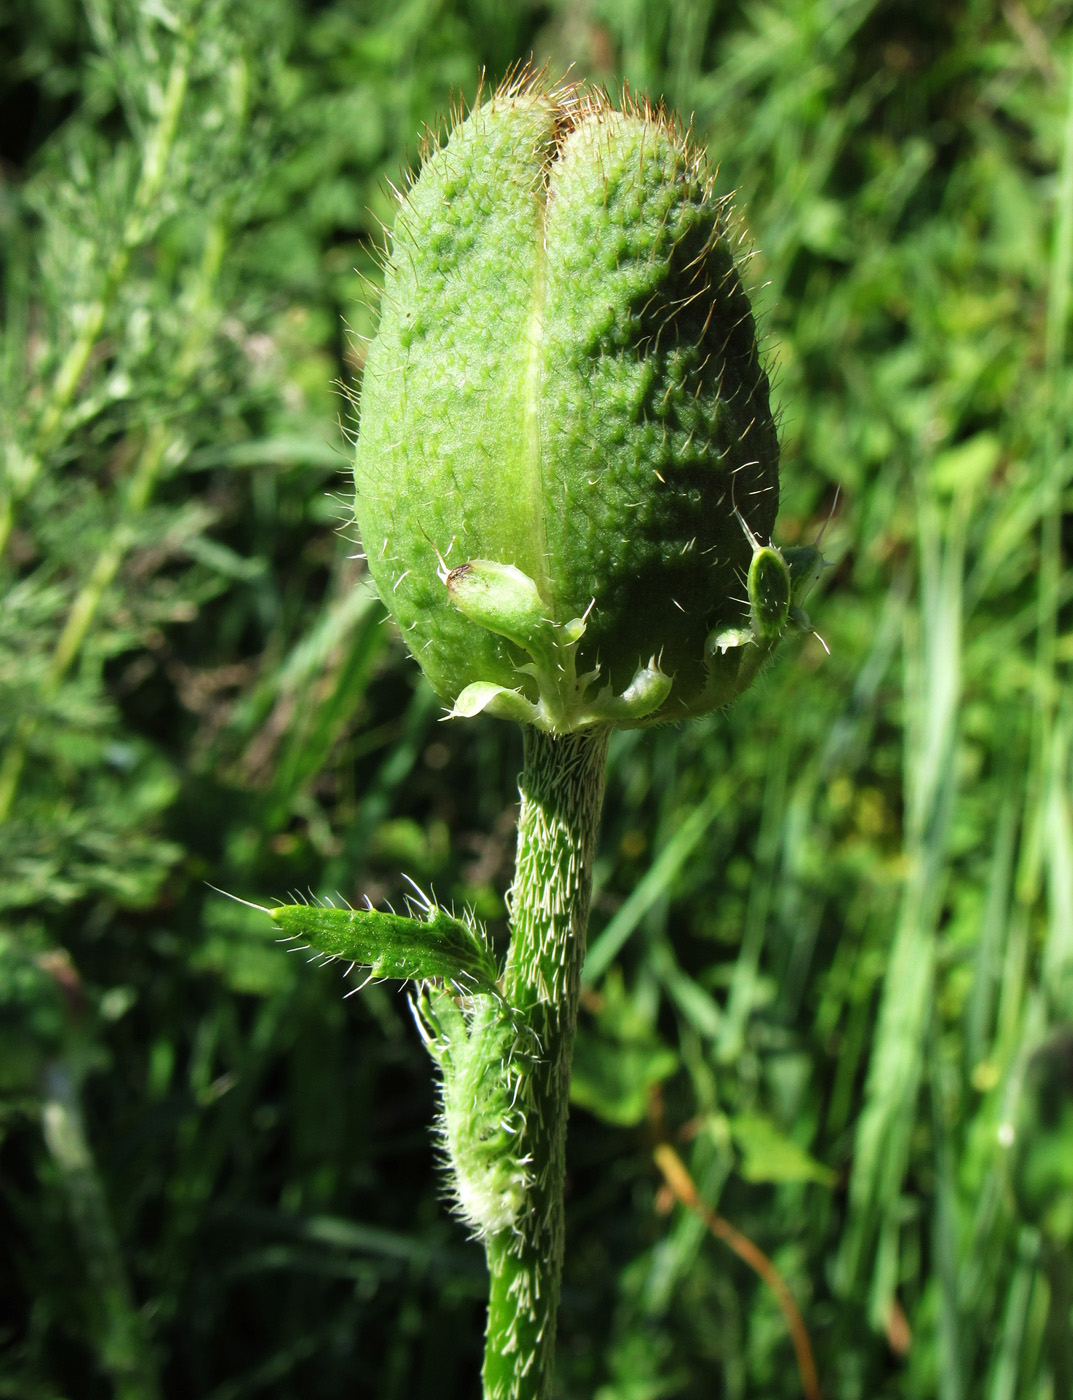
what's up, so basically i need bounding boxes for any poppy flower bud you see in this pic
[354,73,782,730]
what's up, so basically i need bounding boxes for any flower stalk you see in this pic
[481,726,609,1398]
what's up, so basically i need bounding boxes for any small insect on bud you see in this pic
[354,70,787,731]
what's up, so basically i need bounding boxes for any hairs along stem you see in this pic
[481,725,610,1400]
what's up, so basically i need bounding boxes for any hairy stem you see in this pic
[481,726,610,1400]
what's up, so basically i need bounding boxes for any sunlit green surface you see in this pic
[1,1,1071,1396]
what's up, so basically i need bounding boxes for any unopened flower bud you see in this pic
[354,73,782,730]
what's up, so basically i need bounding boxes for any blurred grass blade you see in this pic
[584,788,723,985]
[837,483,969,1319]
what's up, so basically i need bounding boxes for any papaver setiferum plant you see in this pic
[254,70,823,1400]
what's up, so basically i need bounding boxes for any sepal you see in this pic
[443,561,671,733]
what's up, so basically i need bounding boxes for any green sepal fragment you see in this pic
[707,627,754,656]
[747,545,791,643]
[784,543,826,608]
[444,560,670,732]
[696,504,832,708]
[269,899,499,994]
[784,542,828,633]
[590,662,672,722]
[450,681,540,725]
[445,560,557,674]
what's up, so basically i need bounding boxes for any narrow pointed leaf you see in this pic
[270,902,499,993]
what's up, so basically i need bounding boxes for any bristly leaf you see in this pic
[220,889,500,994]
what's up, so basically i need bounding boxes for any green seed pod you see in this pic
[354,72,780,730]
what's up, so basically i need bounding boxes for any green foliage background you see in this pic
[2,1,1072,1396]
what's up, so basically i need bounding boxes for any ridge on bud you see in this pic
[354,69,788,730]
